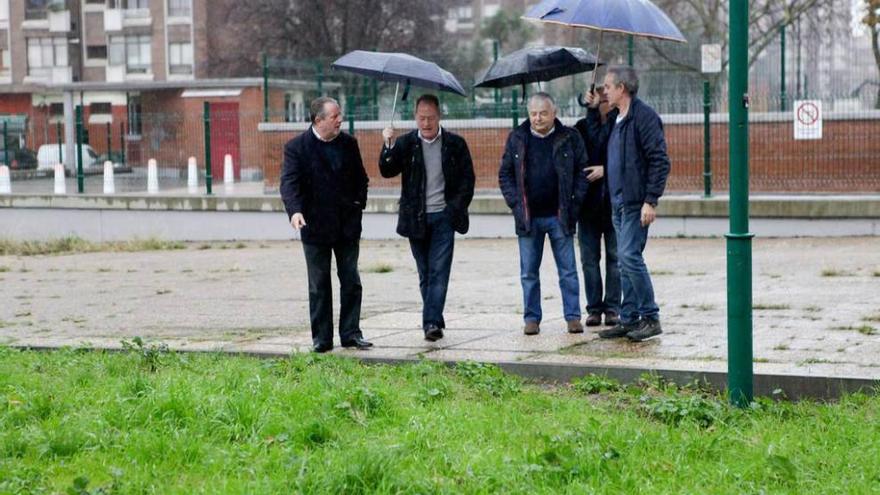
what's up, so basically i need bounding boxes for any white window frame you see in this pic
[168,41,192,74]
[26,37,68,77]
[167,0,191,18]
[109,34,151,74]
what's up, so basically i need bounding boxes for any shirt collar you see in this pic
[530,126,555,139]
[312,126,338,143]
[418,127,442,144]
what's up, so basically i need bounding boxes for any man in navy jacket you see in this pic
[595,66,671,342]
[280,97,373,353]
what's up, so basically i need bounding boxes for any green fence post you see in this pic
[2,121,7,167]
[493,40,500,118]
[106,122,112,161]
[75,105,84,193]
[511,89,519,128]
[779,25,787,112]
[627,35,634,67]
[316,62,324,96]
[119,121,126,167]
[727,0,754,408]
[203,101,212,195]
[262,53,269,123]
[347,95,355,136]
[703,80,712,198]
[56,122,63,165]
[371,78,378,119]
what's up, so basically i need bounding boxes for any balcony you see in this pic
[48,9,70,32]
[103,8,151,32]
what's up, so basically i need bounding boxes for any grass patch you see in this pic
[0,237,185,256]
[863,314,880,323]
[753,303,791,311]
[364,263,394,274]
[857,325,878,336]
[873,270,880,277]
[804,305,822,313]
[680,303,715,311]
[686,271,707,276]
[820,268,855,277]
[652,270,674,276]
[1,348,879,493]
[0,266,9,272]
[773,344,790,351]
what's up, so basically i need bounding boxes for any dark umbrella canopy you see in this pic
[524,0,686,42]
[331,50,467,96]
[474,46,602,89]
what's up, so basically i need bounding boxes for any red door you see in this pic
[210,102,241,181]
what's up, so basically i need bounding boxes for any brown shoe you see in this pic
[567,319,584,334]
[604,311,620,326]
[585,313,602,327]
[524,321,540,335]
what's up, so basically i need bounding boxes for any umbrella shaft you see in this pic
[591,31,605,92]
[390,81,400,127]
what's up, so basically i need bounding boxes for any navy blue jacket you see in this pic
[379,128,475,238]
[280,128,369,245]
[574,107,614,220]
[498,119,590,236]
[606,98,671,207]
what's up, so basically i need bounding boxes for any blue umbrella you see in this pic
[331,50,466,124]
[524,0,686,95]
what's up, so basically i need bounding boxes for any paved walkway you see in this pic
[1,237,879,379]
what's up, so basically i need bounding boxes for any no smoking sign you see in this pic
[794,100,822,140]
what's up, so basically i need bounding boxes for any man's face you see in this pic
[415,102,441,140]
[528,98,556,135]
[603,73,626,109]
[596,87,610,116]
[314,102,342,140]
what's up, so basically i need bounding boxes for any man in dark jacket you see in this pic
[280,96,373,353]
[380,94,475,341]
[595,66,671,342]
[499,92,589,336]
[575,87,621,328]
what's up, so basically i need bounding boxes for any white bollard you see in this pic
[147,158,159,194]
[187,156,198,194]
[103,160,115,194]
[54,164,66,195]
[0,165,10,194]
[223,154,234,194]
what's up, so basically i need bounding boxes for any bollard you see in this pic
[703,80,712,198]
[147,158,159,194]
[203,102,212,195]
[0,165,10,194]
[54,164,66,195]
[103,161,115,194]
[187,156,198,194]
[75,105,84,194]
[223,154,234,194]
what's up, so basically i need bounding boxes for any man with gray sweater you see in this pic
[380,95,476,341]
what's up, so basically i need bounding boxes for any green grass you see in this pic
[753,303,791,311]
[364,263,394,274]
[1,347,879,494]
[0,237,185,256]
[820,268,855,277]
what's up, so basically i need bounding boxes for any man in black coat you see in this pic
[499,92,589,336]
[280,96,373,353]
[380,94,475,341]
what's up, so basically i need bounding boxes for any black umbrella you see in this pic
[475,45,601,91]
[331,50,467,124]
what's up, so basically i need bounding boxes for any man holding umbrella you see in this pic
[380,94,476,342]
[499,92,590,336]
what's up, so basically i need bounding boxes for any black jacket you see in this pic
[498,119,590,236]
[280,128,369,245]
[379,128,475,238]
[607,98,671,207]
[574,107,615,219]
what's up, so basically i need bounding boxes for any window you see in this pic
[87,45,107,59]
[90,102,112,114]
[109,35,151,73]
[127,95,142,136]
[168,41,192,74]
[85,0,104,4]
[125,0,148,9]
[0,0,9,22]
[0,49,9,74]
[27,37,68,77]
[50,102,64,117]
[25,0,50,20]
[167,0,190,17]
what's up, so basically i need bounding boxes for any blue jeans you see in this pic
[578,212,621,315]
[517,216,581,323]
[409,211,455,329]
[611,204,660,325]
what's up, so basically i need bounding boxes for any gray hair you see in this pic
[309,96,339,123]
[605,66,639,96]
[527,92,556,110]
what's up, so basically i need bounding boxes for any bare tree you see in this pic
[864,0,880,107]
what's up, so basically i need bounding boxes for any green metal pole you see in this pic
[347,95,355,136]
[727,0,753,408]
[2,122,7,167]
[316,62,323,96]
[119,121,125,167]
[493,40,500,118]
[75,105,84,193]
[203,101,212,195]
[262,53,269,123]
[780,25,787,112]
[106,122,112,161]
[703,80,712,197]
[511,89,519,128]
[371,78,378,120]
[627,35,634,67]
[56,122,63,165]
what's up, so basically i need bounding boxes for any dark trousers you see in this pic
[408,211,455,329]
[611,204,659,325]
[577,211,621,316]
[302,240,363,347]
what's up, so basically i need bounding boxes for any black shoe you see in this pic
[585,313,602,327]
[424,324,444,342]
[312,342,333,353]
[341,337,374,350]
[627,319,662,342]
[598,321,639,339]
[604,311,620,326]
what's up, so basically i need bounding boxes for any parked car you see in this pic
[37,144,99,170]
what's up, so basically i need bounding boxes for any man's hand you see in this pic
[641,203,656,227]
[584,166,604,182]
[290,213,307,230]
[382,127,396,148]
[585,89,601,109]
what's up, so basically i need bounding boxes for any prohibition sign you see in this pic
[797,102,819,126]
